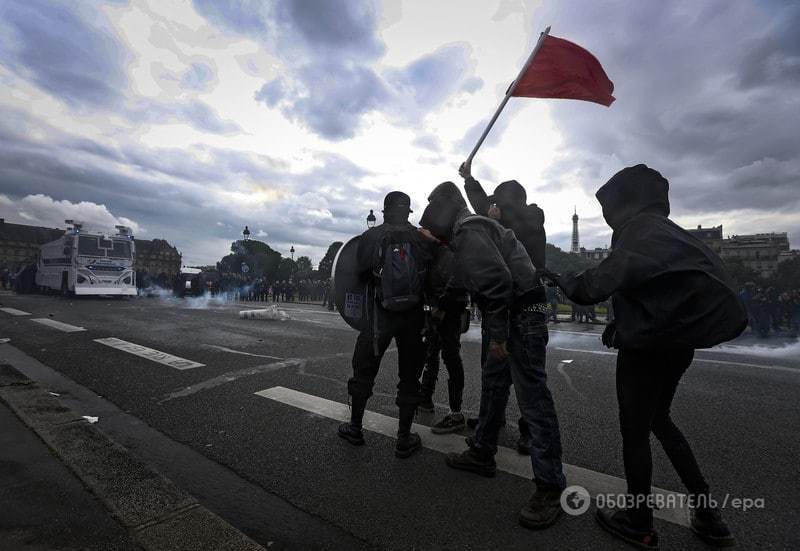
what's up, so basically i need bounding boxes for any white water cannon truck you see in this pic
[35,220,137,296]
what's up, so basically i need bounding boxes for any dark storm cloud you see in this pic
[0,1,241,137]
[181,62,216,91]
[127,100,242,135]
[535,0,800,224]
[196,0,480,140]
[0,105,374,263]
[254,79,286,107]
[272,62,390,140]
[0,0,130,109]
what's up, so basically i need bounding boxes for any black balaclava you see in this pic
[420,181,467,241]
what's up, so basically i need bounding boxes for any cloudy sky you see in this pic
[1,0,798,265]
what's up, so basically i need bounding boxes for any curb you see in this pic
[0,363,266,551]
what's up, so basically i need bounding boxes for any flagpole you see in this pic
[463,25,551,172]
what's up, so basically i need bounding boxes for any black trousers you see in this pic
[420,306,465,412]
[616,347,710,523]
[348,308,426,408]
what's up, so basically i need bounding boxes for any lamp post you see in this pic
[242,225,250,241]
[290,245,295,260]
[366,209,376,228]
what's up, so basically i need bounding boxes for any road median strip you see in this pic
[0,362,265,551]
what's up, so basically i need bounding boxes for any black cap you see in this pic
[383,191,413,213]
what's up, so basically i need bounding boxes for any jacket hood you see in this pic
[596,164,670,230]
[427,181,466,205]
[420,185,469,241]
[489,180,526,209]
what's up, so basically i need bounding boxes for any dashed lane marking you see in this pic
[0,307,31,316]
[254,386,690,527]
[30,318,86,332]
[94,337,204,370]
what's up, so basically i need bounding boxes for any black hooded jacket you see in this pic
[451,214,542,342]
[558,165,747,349]
[464,177,547,304]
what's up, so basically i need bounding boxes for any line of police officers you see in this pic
[337,164,745,548]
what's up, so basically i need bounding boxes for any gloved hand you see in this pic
[459,161,472,180]
[538,269,561,286]
[601,323,617,348]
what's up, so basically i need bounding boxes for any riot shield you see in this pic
[332,235,371,331]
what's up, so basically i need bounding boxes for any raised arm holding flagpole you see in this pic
[462,26,615,173]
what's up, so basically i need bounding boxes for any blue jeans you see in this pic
[475,310,566,489]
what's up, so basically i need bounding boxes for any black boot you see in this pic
[519,483,564,529]
[395,432,422,458]
[690,505,735,547]
[417,396,435,413]
[595,507,659,549]
[445,442,496,477]
[337,423,365,446]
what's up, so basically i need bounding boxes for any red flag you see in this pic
[512,35,615,107]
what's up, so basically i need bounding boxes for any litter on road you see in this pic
[239,305,289,321]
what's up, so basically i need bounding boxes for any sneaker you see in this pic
[417,398,435,413]
[690,506,735,547]
[595,507,659,549]
[445,446,496,478]
[431,413,466,434]
[395,432,422,458]
[519,485,564,529]
[516,435,532,456]
[337,423,365,446]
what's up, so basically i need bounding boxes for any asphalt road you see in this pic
[1,292,798,550]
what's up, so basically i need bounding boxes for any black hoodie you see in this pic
[558,164,747,349]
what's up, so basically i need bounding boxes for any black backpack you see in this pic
[375,237,424,311]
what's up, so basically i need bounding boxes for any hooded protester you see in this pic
[418,183,470,434]
[546,164,746,549]
[420,189,567,530]
[338,191,433,459]
[459,164,548,455]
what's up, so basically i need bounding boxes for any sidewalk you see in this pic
[0,362,266,551]
[0,399,142,550]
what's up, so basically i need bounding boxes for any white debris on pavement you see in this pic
[239,305,289,321]
[82,416,99,424]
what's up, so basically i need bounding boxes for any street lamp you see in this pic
[290,245,295,260]
[242,225,250,240]
[366,209,376,228]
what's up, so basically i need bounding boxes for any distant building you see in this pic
[687,224,723,254]
[0,219,62,269]
[688,223,791,276]
[579,246,612,262]
[0,219,181,277]
[134,238,182,277]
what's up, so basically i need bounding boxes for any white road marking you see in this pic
[553,346,797,374]
[203,344,283,360]
[94,337,204,370]
[160,359,303,402]
[255,386,690,527]
[0,307,31,316]
[31,318,86,332]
